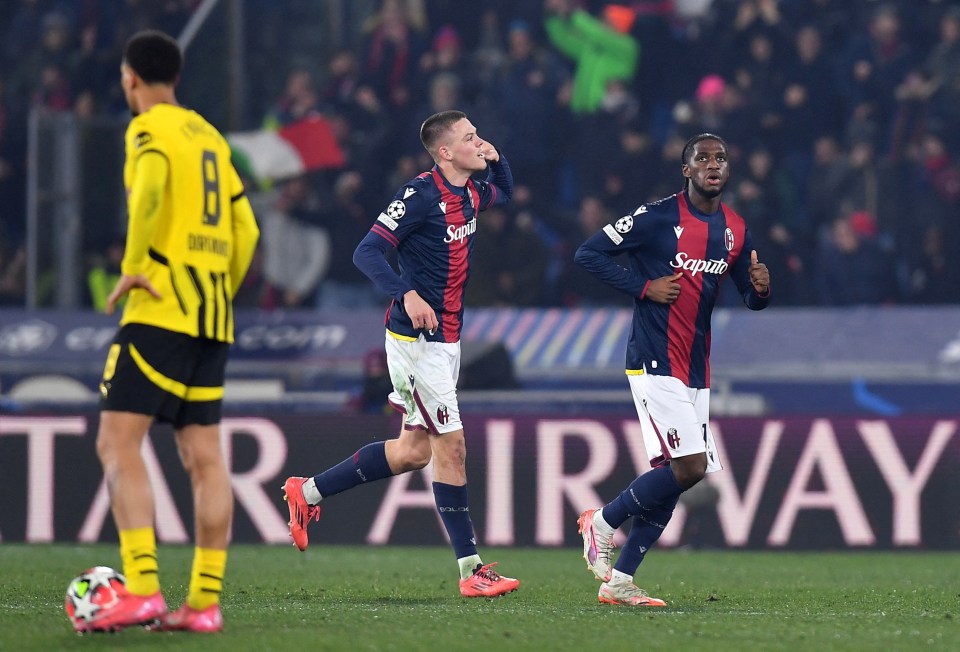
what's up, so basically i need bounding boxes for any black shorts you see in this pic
[99,323,229,428]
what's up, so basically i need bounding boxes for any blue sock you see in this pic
[602,465,683,529]
[313,442,393,498]
[613,494,679,576]
[432,482,478,559]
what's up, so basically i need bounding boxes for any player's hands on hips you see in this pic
[646,272,683,304]
[749,249,770,294]
[105,273,161,315]
[403,290,439,334]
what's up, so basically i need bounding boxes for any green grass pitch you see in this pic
[1,544,956,651]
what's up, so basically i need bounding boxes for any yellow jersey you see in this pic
[119,103,259,342]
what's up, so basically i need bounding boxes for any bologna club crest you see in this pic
[436,405,450,425]
[724,227,735,251]
[667,428,681,449]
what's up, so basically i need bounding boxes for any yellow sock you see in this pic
[186,547,227,610]
[118,527,160,595]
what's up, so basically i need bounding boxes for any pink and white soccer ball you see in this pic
[64,566,126,628]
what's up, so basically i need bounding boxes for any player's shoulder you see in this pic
[406,171,438,193]
[629,193,680,222]
[184,107,228,141]
[125,104,184,150]
[391,172,438,204]
[125,111,162,153]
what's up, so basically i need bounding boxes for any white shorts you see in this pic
[384,331,462,435]
[627,371,722,474]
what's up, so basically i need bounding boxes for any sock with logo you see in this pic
[312,442,393,500]
[612,494,680,576]
[186,547,227,610]
[601,465,683,529]
[119,527,160,596]
[433,482,479,578]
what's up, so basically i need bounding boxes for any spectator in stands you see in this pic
[729,28,787,147]
[893,7,960,152]
[3,0,46,68]
[466,205,550,307]
[319,50,361,115]
[417,25,477,105]
[16,11,74,107]
[558,196,627,307]
[316,170,388,310]
[495,18,565,198]
[815,211,897,306]
[87,238,125,312]
[543,0,639,115]
[350,348,394,414]
[728,147,808,305]
[602,128,657,215]
[783,0,858,59]
[359,0,427,114]
[577,78,643,200]
[472,8,508,95]
[263,68,319,129]
[907,223,960,304]
[729,0,785,37]
[839,3,917,151]
[336,83,394,193]
[689,74,728,136]
[806,135,852,235]
[70,19,115,105]
[779,24,844,187]
[898,130,960,302]
[258,175,331,309]
[508,183,566,304]
[835,137,903,258]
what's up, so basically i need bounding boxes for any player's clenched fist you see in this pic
[645,272,683,304]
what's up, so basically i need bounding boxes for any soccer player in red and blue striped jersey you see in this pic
[283,110,519,597]
[574,133,771,606]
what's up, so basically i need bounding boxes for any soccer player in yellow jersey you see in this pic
[82,30,259,634]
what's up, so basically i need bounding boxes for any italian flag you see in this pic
[229,115,345,183]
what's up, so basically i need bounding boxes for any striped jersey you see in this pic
[575,190,770,388]
[356,158,513,342]
[119,103,258,342]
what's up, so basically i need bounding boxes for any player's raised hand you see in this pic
[645,272,683,304]
[403,290,439,334]
[749,250,770,294]
[478,140,499,163]
[105,273,161,315]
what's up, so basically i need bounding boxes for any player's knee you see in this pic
[95,429,131,469]
[672,454,707,490]
[434,438,466,469]
[94,432,114,467]
[398,442,432,471]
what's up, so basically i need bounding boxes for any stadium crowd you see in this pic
[2,0,959,309]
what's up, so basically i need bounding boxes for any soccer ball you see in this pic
[65,566,126,629]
